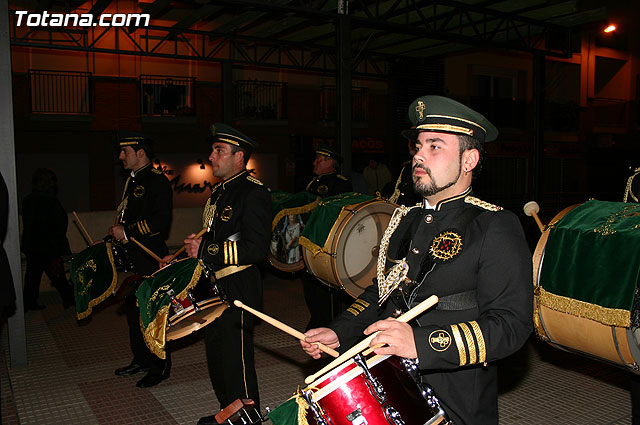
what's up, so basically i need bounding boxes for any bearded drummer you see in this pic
[170,124,271,425]
[301,96,533,425]
[111,132,173,388]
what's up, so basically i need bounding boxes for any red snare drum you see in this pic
[304,353,449,425]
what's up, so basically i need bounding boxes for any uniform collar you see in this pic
[222,169,248,189]
[424,187,472,211]
[131,161,152,177]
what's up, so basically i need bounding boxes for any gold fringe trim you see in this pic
[272,198,321,231]
[76,242,119,320]
[299,236,326,257]
[141,261,204,359]
[536,287,630,328]
[532,290,548,341]
[295,391,310,425]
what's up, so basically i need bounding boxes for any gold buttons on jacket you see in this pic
[424,214,433,223]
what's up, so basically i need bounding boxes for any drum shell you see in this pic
[306,354,445,425]
[533,204,639,371]
[302,200,396,298]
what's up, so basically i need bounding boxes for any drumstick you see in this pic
[166,227,209,263]
[304,294,439,385]
[72,211,95,245]
[523,201,544,233]
[129,237,163,263]
[234,300,339,358]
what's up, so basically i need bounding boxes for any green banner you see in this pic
[70,242,117,320]
[300,192,374,251]
[539,200,640,324]
[135,258,203,359]
[268,397,302,425]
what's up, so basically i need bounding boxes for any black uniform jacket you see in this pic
[119,162,172,259]
[330,188,533,425]
[197,170,271,308]
[305,172,352,198]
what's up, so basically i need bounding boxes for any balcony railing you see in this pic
[140,75,195,116]
[235,80,287,120]
[320,86,368,122]
[28,70,91,114]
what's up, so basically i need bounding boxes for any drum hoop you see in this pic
[308,353,390,401]
[267,254,305,273]
[327,200,396,294]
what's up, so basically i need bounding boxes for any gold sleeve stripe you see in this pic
[143,220,151,234]
[351,303,365,312]
[470,321,486,363]
[233,241,238,265]
[137,222,144,234]
[347,307,359,316]
[354,299,370,308]
[224,241,229,264]
[459,322,476,365]
[450,324,466,366]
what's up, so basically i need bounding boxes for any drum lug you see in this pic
[187,291,201,312]
[166,289,185,315]
[353,353,387,404]
[382,405,405,425]
[418,382,450,424]
[301,389,332,425]
[400,358,419,377]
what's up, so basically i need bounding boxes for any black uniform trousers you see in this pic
[123,243,170,375]
[204,265,262,411]
[302,272,353,330]
[23,254,73,308]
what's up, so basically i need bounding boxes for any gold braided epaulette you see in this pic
[464,196,503,211]
[247,175,263,185]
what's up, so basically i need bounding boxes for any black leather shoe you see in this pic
[197,415,219,425]
[114,362,149,376]
[136,370,169,388]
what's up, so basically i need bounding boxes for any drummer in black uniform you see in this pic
[303,143,353,330]
[176,124,271,425]
[301,95,533,425]
[111,132,173,388]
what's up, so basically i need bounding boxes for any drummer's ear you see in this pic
[462,149,479,173]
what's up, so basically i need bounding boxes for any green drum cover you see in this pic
[539,200,640,323]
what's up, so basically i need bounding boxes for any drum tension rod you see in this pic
[353,353,387,404]
[301,390,330,425]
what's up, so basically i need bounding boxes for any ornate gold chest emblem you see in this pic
[133,185,145,198]
[220,206,233,222]
[429,231,462,262]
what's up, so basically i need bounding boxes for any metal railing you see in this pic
[28,70,91,114]
[140,75,195,116]
[235,80,287,120]
[320,85,368,121]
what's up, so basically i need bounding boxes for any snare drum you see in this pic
[534,200,640,372]
[302,353,449,425]
[302,197,397,297]
[137,258,229,357]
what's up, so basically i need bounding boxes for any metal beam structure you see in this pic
[8,0,606,76]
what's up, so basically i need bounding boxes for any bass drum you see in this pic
[303,199,396,298]
[268,212,311,273]
[533,201,640,372]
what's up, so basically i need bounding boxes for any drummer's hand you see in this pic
[159,254,174,269]
[184,233,202,258]
[109,225,126,241]
[301,328,340,360]
[364,318,417,359]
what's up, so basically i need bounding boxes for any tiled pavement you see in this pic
[1,269,635,424]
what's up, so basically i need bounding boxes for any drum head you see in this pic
[166,299,229,341]
[332,201,396,297]
[268,212,311,273]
